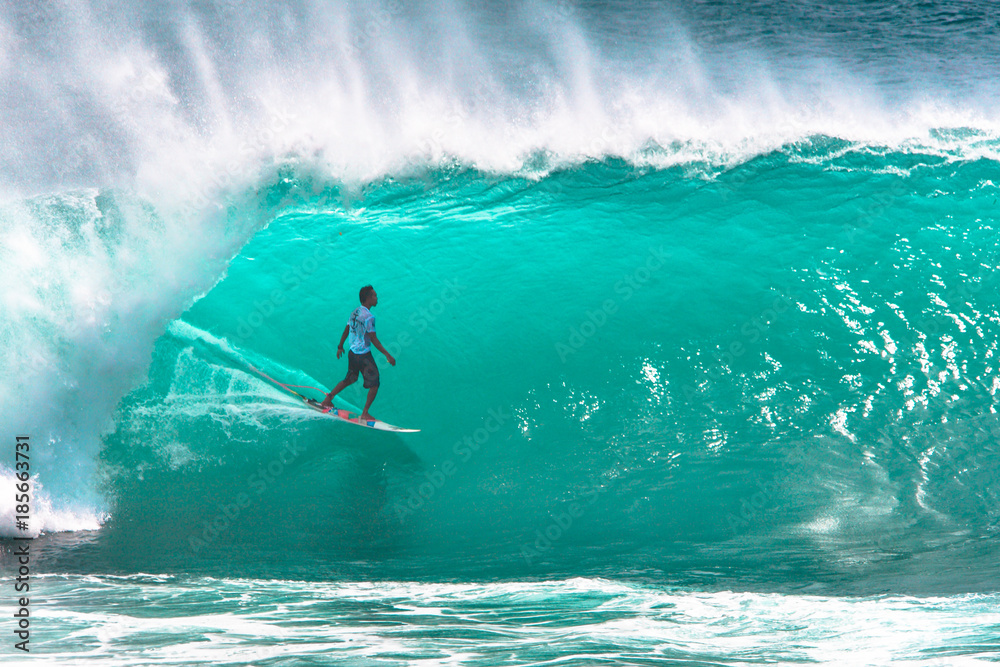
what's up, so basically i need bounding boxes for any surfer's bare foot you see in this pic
[320,398,332,408]
[360,412,374,421]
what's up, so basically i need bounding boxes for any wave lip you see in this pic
[3,1,1000,192]
[0,183,269,538]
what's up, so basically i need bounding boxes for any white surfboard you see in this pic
[302,398,420,433]
[242,361,419,433]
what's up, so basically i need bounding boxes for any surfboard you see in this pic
[243,361,419,433]
[302,398,420,433]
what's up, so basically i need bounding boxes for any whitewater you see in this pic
[1,0,999,664]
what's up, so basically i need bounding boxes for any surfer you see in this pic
[320,285,396,420]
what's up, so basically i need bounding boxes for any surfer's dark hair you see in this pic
[359,285,375,304]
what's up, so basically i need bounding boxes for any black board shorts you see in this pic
[346,351,380,388]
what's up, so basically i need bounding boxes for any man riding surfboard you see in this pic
[319,285,396,421]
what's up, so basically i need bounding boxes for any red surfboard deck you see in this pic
[302,398,420,433]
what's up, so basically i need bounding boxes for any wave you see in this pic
[2,2,999,591]
[2,0,1000,199]
[1,147,995,592]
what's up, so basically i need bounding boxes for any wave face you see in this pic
[2,0,1000,619]
[12,149,998,594]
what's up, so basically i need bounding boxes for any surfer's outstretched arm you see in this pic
[368,333,396,366]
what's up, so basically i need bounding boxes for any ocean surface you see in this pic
[2,0,1000,664]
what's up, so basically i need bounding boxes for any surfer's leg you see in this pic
[360,385,378,420]
[322,352,362,407]
[320,378,353,407]
[359,353,380,419]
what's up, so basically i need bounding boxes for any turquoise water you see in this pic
[78,153,1000,588]
[3,0,1000,663]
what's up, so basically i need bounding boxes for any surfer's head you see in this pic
[360,285,377,307]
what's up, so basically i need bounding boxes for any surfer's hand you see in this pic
[387,354,396,366]
[337,346,344,359]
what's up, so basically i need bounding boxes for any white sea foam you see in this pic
[1,1,998,198]
[23,575,1000,665]
[0,473,105,537]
